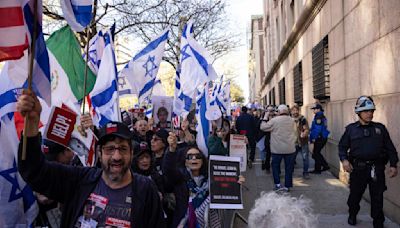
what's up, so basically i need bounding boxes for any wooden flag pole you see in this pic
[22,0,39,160]
[82,27,91,115]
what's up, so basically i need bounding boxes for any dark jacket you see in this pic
[163,151,190,227]
[235,112,257,139]
[207,135,229,156]
[18,135,165,228]
[338,121,399,167]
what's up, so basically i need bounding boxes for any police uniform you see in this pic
[338,121,399,227]
[309,105,330,173]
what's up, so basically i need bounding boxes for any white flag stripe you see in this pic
[71,0,92,5]
[0,0,20,8]
[0,26,26,47]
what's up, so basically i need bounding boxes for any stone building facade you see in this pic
[260,0,400,223]
[249,15,265,103]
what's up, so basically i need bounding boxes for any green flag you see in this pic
[46,25,96,106]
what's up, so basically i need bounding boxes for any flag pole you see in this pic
[22,0,39,160]
[82,27,91,115]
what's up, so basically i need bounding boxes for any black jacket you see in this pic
[338,121,399,167]
[18,135,165,228]
[235,113,257,139]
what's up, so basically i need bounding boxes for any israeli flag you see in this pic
[21,0,52,105]
[119,29,169,104]
[205,81,222,121]
[179,20,217,104]
[89,29,119,127]
[83,30,105,74]
[0,115,39,227]
[61,0,93,32]
[217,80,231,116]
[172,68,192,117]
[195,85,210,156]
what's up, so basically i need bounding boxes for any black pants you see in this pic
[312,138,328,171]
[265,143,271,169]
[248,136,256,161]
[348,165,386,227]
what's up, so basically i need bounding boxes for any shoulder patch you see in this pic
[316,119,322,125]
[375,127,381,135]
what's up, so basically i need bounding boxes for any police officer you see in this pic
[309,103,330,174]
[338,96,398,228]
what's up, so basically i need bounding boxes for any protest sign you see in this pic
[152,96,173,129]
[229,134,247,172]
[44,106,77,147]
[209,155,243,209]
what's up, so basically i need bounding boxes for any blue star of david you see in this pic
[0,159,36,212]
[142,56,157,78]
[180,44,191,63]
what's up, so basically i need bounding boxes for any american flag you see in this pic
[172,113,180,129]
[0,0,29,62]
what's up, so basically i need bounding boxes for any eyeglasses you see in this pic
[102,145,130,156]
[186,153,202,160]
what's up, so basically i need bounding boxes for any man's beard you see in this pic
[102,160,130,182]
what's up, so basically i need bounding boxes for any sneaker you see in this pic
[321,166,330,172]
[303,173,310,179]
[281,187,290,192]
[347,214,357,226]
[309,170,321,174]
[273,184,282,191]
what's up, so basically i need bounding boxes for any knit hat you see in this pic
[154,128,169,147]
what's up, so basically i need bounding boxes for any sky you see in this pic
[215,0,264,103]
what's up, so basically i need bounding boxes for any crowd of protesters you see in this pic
[16,91,245,228]
[15,91,398,228]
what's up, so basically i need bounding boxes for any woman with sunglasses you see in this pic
[164,132,244,228]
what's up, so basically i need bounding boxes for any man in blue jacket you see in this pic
[17,90,165,228]
[309,103,330,174]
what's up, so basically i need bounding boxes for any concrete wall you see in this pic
[261,0,400,223]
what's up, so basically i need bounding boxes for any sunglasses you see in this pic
[186,153,202,160]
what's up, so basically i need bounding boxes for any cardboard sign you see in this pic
[209,155,243,209]
[229,134,247,172]
[44,106,77,148]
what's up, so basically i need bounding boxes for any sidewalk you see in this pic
[233,152,400,228]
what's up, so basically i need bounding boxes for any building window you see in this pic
[259,34,265,84]
[293,61,303,105]
[312,36,330,100]
[278,78,286,104]
[269,87,276,106]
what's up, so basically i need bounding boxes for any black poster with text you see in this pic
[209,155,243,209]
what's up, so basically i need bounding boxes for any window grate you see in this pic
[269,87,276,106]
[293,61,303,105]
[278,78,286,104]
[312,36,330,100]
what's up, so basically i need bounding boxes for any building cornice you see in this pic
[261,0,328,91]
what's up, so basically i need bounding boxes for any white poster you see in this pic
[152,96,173,129]
[229,134,247,172]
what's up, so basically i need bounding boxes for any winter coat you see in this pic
[260,115,297,154]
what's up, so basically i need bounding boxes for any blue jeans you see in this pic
[271,152,296,188]
[295,144,310,174]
